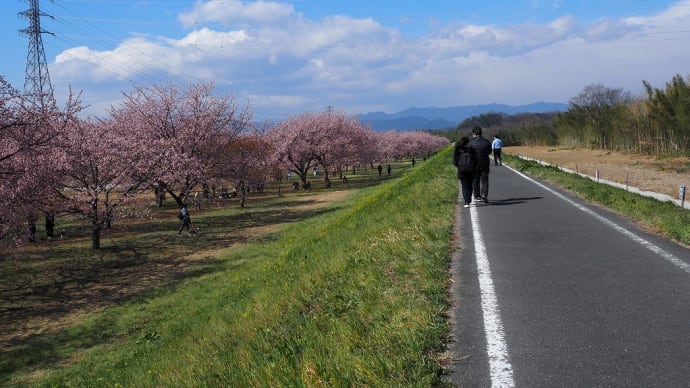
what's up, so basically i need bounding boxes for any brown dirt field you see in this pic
[505,146,690,199]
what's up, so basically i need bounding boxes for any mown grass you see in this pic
[2,150,460,387]
[505,153,690,246]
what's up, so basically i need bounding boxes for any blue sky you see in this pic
[2,0,689,119]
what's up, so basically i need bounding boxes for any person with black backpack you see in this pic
[453,136,477,208]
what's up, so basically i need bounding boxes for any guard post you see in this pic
[681,185,686,209]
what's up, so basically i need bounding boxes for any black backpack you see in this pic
[456,150,475,174]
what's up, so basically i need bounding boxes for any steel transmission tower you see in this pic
[19,0,56,109]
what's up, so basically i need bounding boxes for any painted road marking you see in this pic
[470,204,516,387]
[509,167,690,274]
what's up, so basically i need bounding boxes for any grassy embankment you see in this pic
[504,153,690,246]
[2,147,460,386]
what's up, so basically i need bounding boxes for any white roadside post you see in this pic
[681,185,686,209]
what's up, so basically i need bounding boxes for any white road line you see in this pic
[470,204,515,387]
[509,167,690,274]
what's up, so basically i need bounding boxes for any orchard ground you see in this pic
[0,184,350,352]
[2,146,689,366]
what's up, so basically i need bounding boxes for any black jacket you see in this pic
[469,136,492,169]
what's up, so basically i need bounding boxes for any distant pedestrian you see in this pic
[387,164,391,176]
[287,170,292,181]
[45,213,55,238]
[177,204,192,236]
[492,135,503,166]
[412,158,416,167]
[453,136,477,208]
[377,163,383,177]
[469,126,492,203]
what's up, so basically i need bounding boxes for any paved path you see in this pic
[447,164,690,387]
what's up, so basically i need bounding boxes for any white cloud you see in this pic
[173,28,249,49]
[47,0,690,119]
[178,0,295,28]
[652,0,690,23]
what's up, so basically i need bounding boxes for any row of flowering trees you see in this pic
[0,79,448,249]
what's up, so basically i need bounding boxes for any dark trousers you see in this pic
[493,148,502,165]
[459,172,474,204]
[473,167,490,199]
[178,219,190,234]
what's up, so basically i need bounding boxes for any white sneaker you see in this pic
[464,203,470,208]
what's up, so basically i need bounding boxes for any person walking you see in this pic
[469,126,492,203]
[453,137,477,208]
[492,134,503,166]
[177,203,192,236]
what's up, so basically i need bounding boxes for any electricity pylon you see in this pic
[19,0,56,109]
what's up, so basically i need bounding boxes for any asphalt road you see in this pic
[447,163,690,387]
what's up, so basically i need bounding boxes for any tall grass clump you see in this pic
[29,148,459,387]
[505,153,690,245]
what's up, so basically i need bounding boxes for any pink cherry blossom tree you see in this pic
[374,131,402,161]
[311,111,379,181]
[221,133,278,207]
[0,77,82,240]
[267,111,379,186]
[374,130,448,161]
[267,114,318,186]
[51,118,150,249]
[108,82,252,208]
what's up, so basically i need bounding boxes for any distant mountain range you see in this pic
[357,102,568,131]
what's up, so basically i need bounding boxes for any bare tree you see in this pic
[568,83,632,149]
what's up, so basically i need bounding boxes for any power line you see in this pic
[43,0,196,91]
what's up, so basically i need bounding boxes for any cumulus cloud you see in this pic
[48,0,690,118]
[653,0,690,23]
[178,0,295,27]
[425,15,578,57]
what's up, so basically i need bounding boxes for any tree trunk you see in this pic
[239,180,247,208]
[240,189,247,208]
[92,224,101,250]
[168,189,184,208]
